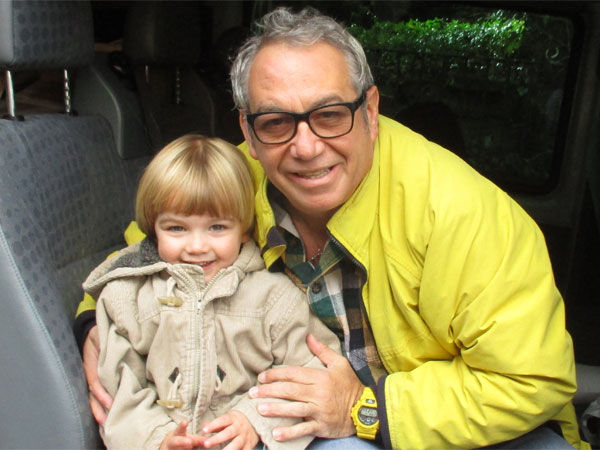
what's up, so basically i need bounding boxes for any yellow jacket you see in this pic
[243,115,586,449]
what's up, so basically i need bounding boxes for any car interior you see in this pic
[0,1,599,448]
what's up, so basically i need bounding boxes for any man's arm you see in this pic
[75,294,111,425]
[82,325,112,425]
[73,292,97,353]
[374,150,576,448]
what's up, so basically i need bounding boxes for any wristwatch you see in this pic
[351,386,379,440]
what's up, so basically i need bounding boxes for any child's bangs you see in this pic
[162,167,241,221]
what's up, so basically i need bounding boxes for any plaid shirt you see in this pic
[266,190,387,387]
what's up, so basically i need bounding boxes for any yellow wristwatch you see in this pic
[351,386,379,440]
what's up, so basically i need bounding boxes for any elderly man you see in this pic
[77,7,587,450]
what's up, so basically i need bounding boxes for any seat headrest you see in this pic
[0,0,94,71]
[122,1,202,66]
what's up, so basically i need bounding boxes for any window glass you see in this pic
[348,3,577,193]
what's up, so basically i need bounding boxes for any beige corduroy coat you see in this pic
[84,239,340,450]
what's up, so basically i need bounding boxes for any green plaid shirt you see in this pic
[266,190,387,386]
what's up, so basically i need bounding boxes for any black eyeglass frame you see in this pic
[245,90,368,145]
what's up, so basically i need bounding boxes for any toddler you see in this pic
[83,135,340,450]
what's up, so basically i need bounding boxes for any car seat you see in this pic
[122,1,216,152]
[72,49,151,160]
[73,1,218,157]
[0,1,149,447]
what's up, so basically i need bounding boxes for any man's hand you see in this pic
[82,325,113,425]
[249,334,364,442]
[201,410,259,450]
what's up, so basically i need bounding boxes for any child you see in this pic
[83,135,341,450]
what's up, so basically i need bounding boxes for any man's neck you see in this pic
[286,201,333,260]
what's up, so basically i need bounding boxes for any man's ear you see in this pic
[366,85,380,143]
[239,111,258,159]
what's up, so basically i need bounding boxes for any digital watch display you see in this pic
[351,387,379,440]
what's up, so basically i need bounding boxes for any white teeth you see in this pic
[299,168,330,179]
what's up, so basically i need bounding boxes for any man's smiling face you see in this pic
[240,41,379,220]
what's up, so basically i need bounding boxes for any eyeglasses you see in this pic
[245,91,367,145]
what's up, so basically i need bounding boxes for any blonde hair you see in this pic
[136,135,255,238]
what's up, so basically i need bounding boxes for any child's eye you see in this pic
[210,224,226,231]
[167,225,185,232]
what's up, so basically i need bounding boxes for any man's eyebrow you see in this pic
[252,94,347,114]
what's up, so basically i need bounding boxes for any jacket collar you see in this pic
[327,134,379,268]
[84,238,265,299]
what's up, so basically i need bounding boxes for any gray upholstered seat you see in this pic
[0,1,149,447]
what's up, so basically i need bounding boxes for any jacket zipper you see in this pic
[191,269,226,433]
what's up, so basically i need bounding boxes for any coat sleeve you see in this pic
[379,148,578,448]
[96,290,177,450]
[231,280,341,450]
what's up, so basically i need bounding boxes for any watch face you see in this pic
[358,406,378,426]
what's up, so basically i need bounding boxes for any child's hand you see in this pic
[201,410,259,450]
[160,420,207,450]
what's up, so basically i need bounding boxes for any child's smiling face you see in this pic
[154,211,249,281]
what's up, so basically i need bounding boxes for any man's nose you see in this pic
[289,121,324,160]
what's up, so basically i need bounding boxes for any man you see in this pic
[77,7,587,449]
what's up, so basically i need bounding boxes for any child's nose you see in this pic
[187,233,208,253]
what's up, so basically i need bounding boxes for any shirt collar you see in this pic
[269,185,300,239]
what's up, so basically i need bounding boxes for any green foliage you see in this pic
[349,16,525,59]
[348,13,531,98]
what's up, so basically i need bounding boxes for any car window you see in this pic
[343,3,577,195]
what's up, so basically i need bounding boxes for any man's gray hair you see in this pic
[230,7,374,111]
